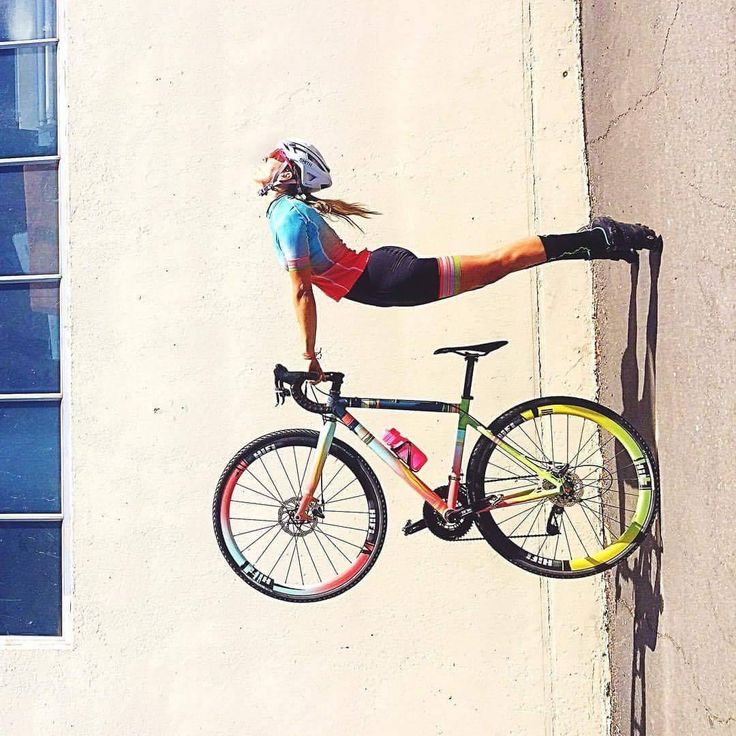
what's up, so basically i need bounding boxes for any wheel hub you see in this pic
[278,496,321,536]
[551,470,584,507]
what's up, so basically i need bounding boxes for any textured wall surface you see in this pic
[582,1,736,734]
[3,2,605,734]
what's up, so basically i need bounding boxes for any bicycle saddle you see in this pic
[433,340,508,357]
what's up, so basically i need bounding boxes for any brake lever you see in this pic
[274,377,290,407]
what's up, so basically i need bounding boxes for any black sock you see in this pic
[540,229,607,262]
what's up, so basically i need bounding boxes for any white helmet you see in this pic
[258,138,332,196]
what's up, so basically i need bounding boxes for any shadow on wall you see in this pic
[607,251,664,736]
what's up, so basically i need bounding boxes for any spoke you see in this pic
[320,462,348,495]
[577,502,604,549]
[243,523,282,553]
[561,513,573,560]
[568,424,600,468]
[230,516,277,522]
[324,493,366,505]
[322,509,369,514]
[574,417,586,468]
[316,528,363,550]
[268,536,294,579]
[579,500,628,536]
[553,521,561,560]
[284,538,298,583]
[506,499,545,540]
[549,412,555,463]
[324,477,360,505]
[298,446,313,492]
[320,521,368,534]
[235,481,281,505]
[495,504,547,526]
[245,467,283,504]
[494,436,548,479]
[484,473,537,483]
[295,536,305,585]
[233,523,279,537]
[302,536,322,581]
[314,527,353,563]
[275,447,298,496]
[518,499,546,551]
[580,497,636,513]
[259,453,285,502]
[575,433,617,468]
[579,478,639,496]
[230,499,281,508]
[566,414,570,466]
[515,422,549,463]
[292,445,300,485]
[312,526,340,575]
[254,529,286,567]
[533,417,551,463]
[536,529,551,556]
[484,479,539,493]
[564,511,591,559]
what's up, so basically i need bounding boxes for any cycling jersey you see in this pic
[266,195,370,301]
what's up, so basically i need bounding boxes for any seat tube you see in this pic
[448,357,476,509]
[296,417,336,520]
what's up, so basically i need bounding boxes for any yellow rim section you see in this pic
[520,403,654,571]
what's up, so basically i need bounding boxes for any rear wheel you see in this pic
[466,397,659,578]
[213,429,387,602]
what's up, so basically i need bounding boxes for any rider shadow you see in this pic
[609,251,664,736]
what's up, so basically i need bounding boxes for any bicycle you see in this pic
[213,340,659,603]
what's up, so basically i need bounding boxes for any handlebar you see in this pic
[273,363,344,414]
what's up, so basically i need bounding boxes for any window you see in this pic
[0,0,68,642]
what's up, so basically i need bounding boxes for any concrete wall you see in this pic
[581,1,736,734]
[3,2,606,734]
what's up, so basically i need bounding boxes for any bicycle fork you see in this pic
[295,417,337,521]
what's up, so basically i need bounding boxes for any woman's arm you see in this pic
[288,268,325,380]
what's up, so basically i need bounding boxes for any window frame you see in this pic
[0,0,71,649]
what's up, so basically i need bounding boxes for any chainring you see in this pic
[422,485,474,541]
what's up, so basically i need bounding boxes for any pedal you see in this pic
[402,518,428,536]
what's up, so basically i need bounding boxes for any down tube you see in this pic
[333,405,448,514]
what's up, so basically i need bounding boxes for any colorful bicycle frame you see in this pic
[290,355,565,522]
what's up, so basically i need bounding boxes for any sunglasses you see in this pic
[263,149,289,163]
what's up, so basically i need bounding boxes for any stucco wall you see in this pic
[3,2,605,734]
[581,1,736,734]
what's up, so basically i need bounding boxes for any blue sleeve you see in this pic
[275,205,311,272]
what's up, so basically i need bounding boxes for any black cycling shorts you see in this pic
[343,246,444,307]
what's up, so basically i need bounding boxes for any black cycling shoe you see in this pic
[591,216,663,257]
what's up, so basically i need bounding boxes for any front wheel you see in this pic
[213,429,387,602]
[466,396,659,578]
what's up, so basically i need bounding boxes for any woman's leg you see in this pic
[447,217,661,296]
[454,235,547,294]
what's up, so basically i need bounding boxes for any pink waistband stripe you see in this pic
[437,255,462,299]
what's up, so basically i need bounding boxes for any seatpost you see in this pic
[462,355,477,400]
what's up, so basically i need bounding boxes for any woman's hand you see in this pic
[306,355,326,383]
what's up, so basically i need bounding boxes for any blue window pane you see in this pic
[0,1,56,41]
[0,401,60,512]
[0,45,57,158]
[0,164,58,276]
[0,521,61,636]
[0,282,60,393]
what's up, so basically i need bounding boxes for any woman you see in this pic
[255,139,661,381]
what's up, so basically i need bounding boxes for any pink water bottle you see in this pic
[382,427,428,471]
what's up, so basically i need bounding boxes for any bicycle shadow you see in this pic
[608,251,664,736]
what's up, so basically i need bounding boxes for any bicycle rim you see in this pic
[467,397,659,578]
[214,430,386,602]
